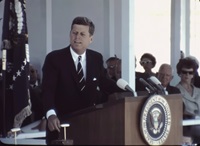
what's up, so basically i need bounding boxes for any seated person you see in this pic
[185,55,200,88]
[135,57,149,92]
[29,64,41,88]
[105,56,120,81]
[29,64,43,121]
[22,64,46,131]
[139,53,157,77]
[135,53,157,93]
[156,63,180,94]
[176,58,200,144]
[114,59,121,80]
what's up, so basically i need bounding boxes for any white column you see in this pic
[46,0,52,54]
[121,0,135,91]
[108,0,115,56]
[170,0,181,86]
[181,0,190,56]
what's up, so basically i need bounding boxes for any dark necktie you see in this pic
[77,56,85,91]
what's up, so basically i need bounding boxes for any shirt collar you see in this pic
[30,80,39,88]
[70,47,86,62]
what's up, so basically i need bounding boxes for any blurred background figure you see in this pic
[184,55,200,88]
[105,56,120,81]
[29,64,41,88]
[135,56,149,92]
[156,63,180,94]
[22,64,45,130]
[29,64,43,122]
[114,59,121,80]
[139,53,157,77]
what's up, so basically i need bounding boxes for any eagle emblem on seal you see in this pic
[150,107,163,134]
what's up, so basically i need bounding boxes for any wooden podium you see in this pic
[64,93,183,145]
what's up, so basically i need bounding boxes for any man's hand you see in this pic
[47,115,61,132]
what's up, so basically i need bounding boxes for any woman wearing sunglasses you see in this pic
[176,58,200,144]
[139,53,157,77]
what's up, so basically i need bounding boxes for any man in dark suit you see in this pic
[22,64,44,127]
[41,16,122,144]
[156,63,180,94]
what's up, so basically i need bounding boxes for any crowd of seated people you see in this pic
[1,50,200,144]
[106,53,200,144]
[15,52,199,144]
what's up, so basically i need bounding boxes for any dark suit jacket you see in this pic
[166,84,180,94]
[135,72,149,92]
[42,46,121,118]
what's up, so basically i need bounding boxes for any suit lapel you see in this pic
[65,47,79,84]
[85,50,90,83]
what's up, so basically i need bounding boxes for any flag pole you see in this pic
[1,0,11,137]
[1,48,7,137]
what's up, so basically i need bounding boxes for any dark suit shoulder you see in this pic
[86,49,102,57]
[46,47,69,58]
[136,72,149,80]
[166,85,180,94]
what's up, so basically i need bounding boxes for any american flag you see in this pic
[1,0,31,136]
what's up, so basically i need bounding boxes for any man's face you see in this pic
[180,68,194,83]
[29,65,38,84]
[140,58,154,71]
[70,24,93,54]
[157,66,173,87]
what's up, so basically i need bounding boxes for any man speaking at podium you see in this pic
[41,16,122,145]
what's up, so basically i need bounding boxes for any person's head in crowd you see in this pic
[185,55,199,74]
[176,58,197,84]
[157,64,174,88]
[185,55,200,88]
[70,16,94,55]
[140,53,156,76]
[29,64,40,86]
[114,59,121,80]
[106,56,120,81]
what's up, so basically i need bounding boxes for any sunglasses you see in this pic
[140,61,152,65]
[181,70,194,75]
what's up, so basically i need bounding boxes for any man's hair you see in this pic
[159,63,174,75]
[71,16,95,36]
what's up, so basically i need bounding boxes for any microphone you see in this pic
[116,78,135,96]
[139,78,156,93]
[148,76,166,95]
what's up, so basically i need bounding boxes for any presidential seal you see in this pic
[140,95,171,145]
